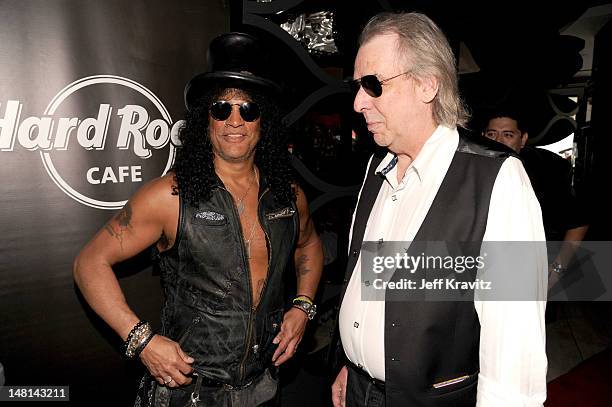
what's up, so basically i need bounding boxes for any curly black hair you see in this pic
[172,85,295,207]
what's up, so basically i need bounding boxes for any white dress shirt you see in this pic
[339,125,547,406]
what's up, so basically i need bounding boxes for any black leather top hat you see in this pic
[184,32,282,110]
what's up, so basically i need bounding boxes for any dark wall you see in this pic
[0,1,228,405]
[588,19,612,240]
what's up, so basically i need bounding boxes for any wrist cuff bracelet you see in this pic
[123,320,153,359]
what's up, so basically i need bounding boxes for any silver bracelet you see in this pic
[123,321,153,359]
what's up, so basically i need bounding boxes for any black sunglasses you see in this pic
[349,71,412,98]
[210,100,261,122]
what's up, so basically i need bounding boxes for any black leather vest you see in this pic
[156,176,298,386]
[340,133,515,406]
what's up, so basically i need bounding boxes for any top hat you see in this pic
[184,32,282,110]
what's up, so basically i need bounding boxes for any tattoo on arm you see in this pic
[296,254,311,276]
[104,203,133,250]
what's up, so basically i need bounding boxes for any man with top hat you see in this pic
[73,32,323,406]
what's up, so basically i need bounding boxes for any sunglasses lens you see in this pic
[210,101,232,121]
[361,75,383,97]
[210,101,260,122]
[240,102,260,122]
[348,79,361,95]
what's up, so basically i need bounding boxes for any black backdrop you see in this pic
[0,1,228,404]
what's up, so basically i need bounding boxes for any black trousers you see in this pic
[346,363,385,407]
[135,368,278,407]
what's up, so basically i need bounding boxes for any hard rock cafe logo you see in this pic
[0,75,184,209]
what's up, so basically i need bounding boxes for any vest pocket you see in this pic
[192,211,228,225]
[187,212,235,268]
[427,371,478,397]
[265,207,295,221]
[173,315,202,365]
[177,279,228,314]
[178,316,202,346]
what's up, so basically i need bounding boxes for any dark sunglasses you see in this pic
[349,71,412,98]
[210,100,261,122]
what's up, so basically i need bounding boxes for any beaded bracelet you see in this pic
[293,295,313,304]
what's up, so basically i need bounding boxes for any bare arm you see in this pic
[272,185,324,366]
[293,185,324,300]
[549,224,589,291]
[73,174,192,386]
[73,175,175,339]
[553,225,589,267]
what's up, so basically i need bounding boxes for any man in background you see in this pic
[483,109,589,287]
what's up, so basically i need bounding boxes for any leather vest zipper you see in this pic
[239,311,255,381]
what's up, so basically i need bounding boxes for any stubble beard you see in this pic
[213,144,258,164]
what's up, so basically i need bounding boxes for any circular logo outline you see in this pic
[40,75,176,210]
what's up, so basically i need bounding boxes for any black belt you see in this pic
[198,375,254,390]
[177,373,257,391]
[347,361,385,391]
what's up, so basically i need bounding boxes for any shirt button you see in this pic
[354,322,359,328]
[351,249,358,257]
[357,363,363,369]
[391,322,400,327]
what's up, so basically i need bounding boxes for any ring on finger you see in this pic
[163,376,173,385]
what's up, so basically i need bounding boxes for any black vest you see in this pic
[156,176,298,386]
[340,133,514,406]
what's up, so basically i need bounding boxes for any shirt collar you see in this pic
[375,154,398,176]
[374,125,453,185]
